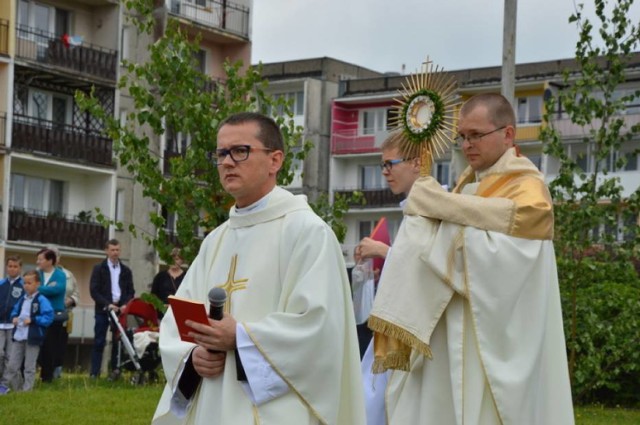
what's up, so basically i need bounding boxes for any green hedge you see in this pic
[558,258,640,406]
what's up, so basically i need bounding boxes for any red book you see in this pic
[370,217,390,273]
[168,295,210,343]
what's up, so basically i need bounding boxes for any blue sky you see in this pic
[251,0,639,73]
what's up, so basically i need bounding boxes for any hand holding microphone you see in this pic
[207,287,229,353]
[208,287,227,321]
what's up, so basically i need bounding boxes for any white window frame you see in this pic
[359,108,387,135]
[27,88,73,125]
[360,164,385,190]
[516,96,542,124]
[10,173,65,215]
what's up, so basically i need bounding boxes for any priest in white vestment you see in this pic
[368,94,574,425]
[153,112,366,425]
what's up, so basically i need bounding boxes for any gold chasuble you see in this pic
[153,187,366,425]
[368,148,574,424]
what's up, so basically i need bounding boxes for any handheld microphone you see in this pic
[208,287,227,321]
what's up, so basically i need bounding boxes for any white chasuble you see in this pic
[369,149,574,425]
[153,187,366,425]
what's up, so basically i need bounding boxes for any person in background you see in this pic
[47,245,80,379]
[355,134,421,425]
[151,247,186,305]
[89,239,135,380]
[0,256,24,393]
[36,248,66,383]
[1,270,54,393]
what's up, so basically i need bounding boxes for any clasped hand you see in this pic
[187,314,237,378]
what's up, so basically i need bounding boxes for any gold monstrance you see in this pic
[388,58,460,176]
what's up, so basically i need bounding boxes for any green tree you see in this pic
[540,0,640,404]
[78,1,355,265]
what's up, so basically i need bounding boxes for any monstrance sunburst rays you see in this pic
[387,57,460,176]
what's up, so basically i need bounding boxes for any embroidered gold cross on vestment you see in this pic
[216,254,248,313]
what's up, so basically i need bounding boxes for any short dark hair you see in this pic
[36,248,57,266]
[5,255,22,266]
[23,269,40,283]
[219,112,284,152]
[460,93,516,128]
[105,239,120,249]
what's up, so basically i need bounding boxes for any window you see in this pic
[598,150,638,172]
[611,151,638,172]
[121,26,131,62]
[167,130,191,154]
[162,207,177,233]
[527,154,542,171]
[16,88,72,125]
[18,1,69,34]
[435,161,450,187]
[359,108,390,135]
[569,144,589,172]
[359,218,401,244]
[361,164,385,190]
[516,96,542,124]
[268,91,304,117]
[115,189,125,223]
[358,220,374,241]
[193,49,206,74]
[10,174,64,215]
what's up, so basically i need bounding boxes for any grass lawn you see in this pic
[0,373,638,424]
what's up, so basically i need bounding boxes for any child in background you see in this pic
[0,256,24,393]
[0,270,53,393]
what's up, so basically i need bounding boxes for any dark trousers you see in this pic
[357,322,373,359]
[39,321,65,382]
[90,312,118,377]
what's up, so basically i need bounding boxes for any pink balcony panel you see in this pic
[332,130,377,154]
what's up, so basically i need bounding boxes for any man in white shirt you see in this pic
[89,239,135,379]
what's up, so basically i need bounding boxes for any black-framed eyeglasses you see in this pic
[454,126,506,146]
[380,158,408,172]
[211,145,274,166]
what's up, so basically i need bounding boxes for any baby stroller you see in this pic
[109,298,161,385]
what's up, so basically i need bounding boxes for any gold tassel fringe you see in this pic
[368,315,433,359]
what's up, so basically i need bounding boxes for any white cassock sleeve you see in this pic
[169,350,193,419]
[236,323,289,405]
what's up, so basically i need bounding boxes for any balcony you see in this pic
[0,19,8,56]
[8,209,107,250]
[12,115,113,167]
[550,112,640,139]
[335,188,404,208]
[332,129,390,155]
[15,25,117,82]
[170,0,250,39]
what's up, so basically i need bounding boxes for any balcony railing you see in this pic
[170,0,250,39]
[0,19,8,56]
[550,111,640,138]
[12,115,113,167]
[335,188,404,208]
[331,129,380,154]
[8,209,107,250]
[15,25,117,81]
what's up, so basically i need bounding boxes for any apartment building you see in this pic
[0,0,252,369]
[330,55,640,264]
[260,57,382,200]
